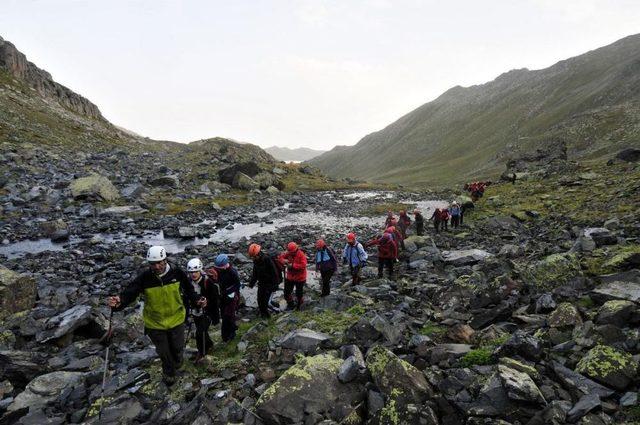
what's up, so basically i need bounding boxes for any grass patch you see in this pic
[460,347,494,367]
[359,202,416,217]
[419,322,447,337]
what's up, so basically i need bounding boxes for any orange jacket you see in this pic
[280,249,308,282]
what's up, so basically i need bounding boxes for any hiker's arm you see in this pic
[113,273,144,310]
[178,269,200,306]
[249,265,258,288]
[291,252,307,270]
[206,283,220,324]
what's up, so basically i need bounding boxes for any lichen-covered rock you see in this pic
[232,172,259,190]
[366,345,433,404]
[602,245,640,272]
[575,345,638,390]
[8,371,85,411]
[498,364,546,404]
[591,280,640,303]
[595,300,637,327]
[255,354,364,424]
[148,174,180,188]
[523,253,581,291]
[548,302,582,328]
[70,174,119,202]
[0,265,36,320]
[39,219,70,242]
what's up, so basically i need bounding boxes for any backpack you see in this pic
[269,252,285,284]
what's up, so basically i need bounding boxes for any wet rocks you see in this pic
[70,174,119,202]
[0,265,36,320]
[39,219,70,242]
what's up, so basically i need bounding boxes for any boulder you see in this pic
[595,300,637,327]
[591,281,640,303]
[498,364,546,404]
[232,172,260,190]
[566,393,600,423]
[427,344,473,364]
[39,219,69,242]
[100,205,147,215]
[0,350,50,387]
[218,162,261,185]
[583,228,617,247]
[442,249,493,266]
[178,226,197,239]
[253,172,279,189]
[279,328,331,354]
[121,183,145,199]
[70,174,119,202]
[36,304,104,343]
[522,253,581,291]
[8,371,85,411]
[148,174,180,188]
[602,249,640,272]
[0,266,36,320]
[265,186,280,195]
[575,345,638,391]
[495,330,543,361]
[615,148,640,162]
[535,293,556,314]
[255,354,363,424]
[548,302,582,328]
[551,361,615,398]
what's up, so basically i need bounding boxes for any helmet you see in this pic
[187,258,203,272]
[346,232,356,242]
[315,239,326,249]
[248,243,261,257]
[146,246,166,262]
[287,242,298,252]
[214,254,229,267]
[413,209,420,214]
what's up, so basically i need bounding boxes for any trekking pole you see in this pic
[98,308,114,420]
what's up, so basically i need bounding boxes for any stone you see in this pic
[36,304,100,343]
[265,185,280,195]
[523,253,581,291]
[566,393,601,423]
[442,249,493,266]
[121,183,145,199]
[232,172,259,190]
[620,391,637,407]
[219,162,261,184]
[446,324,475,344]
[583,228,617,247]
[39,219,69,242]
[255,354,363,424]
[535,293,557,313]
[8,371,85,411]
[548,302,582,328]
[602,250,640,272]
[498,364,546,404]
[149,174,180,188]
[595,300,637,327]
[615,148,640,162]
[70,174,119,202]
[495,330,543,361]
[0,350,50,387]
[0,266,37,320]
[551,361,614,398]
[279,328,331,354]
[428,344,472,364]
[338,355,364,383]
[591,280,640,303]
[100,205,147,215]
[575,345,638,391]
[178,226,197,239]
[370,314,403,345]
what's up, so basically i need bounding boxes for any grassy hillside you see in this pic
[309,34,640,186]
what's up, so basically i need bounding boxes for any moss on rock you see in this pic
[522,253,581,291]
[576,345,638,390]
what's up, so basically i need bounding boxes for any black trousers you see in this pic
[460,212,464,225]
[146,323,185,377]
[284,279,304,306]
[451,215,460,228]
[416,222,424,236]
[193,315,213,356]
[320,270,334,296]
[378,258,394,278]
[257,285,273,318]
[349,265,362,286]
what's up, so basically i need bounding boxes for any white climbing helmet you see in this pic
[187,258,203,272]
[146,246,167,263]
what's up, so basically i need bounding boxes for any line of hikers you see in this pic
[104,201,479,386]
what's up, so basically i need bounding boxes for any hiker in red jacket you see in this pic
[280,242,307,310]
[397,210,411,239]
[386,225,404,250]
[366,232,398,279]
[440,207,450,231]
[384,210,395,228]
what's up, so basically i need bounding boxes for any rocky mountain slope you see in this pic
[309,34,640,185]
[265,146,326,162]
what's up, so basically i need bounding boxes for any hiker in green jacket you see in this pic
[107,246,206,386]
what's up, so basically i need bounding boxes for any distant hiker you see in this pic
[398,210,411,238]
[213,254,241,342]
[460,201,474,225]
[186,258,220,363]
[430,208,442,232]
[510,173,517,184]
[384,210,395,228]
[247,243,278,319]
[342,232,368,286]
[440,207,450,231]
[280,242,308,310]
[107,246,206,386]
[366,232,398,279]
[450,201,461,229]
[314,239,338,296]
[386,225,404,250]
[414,209,424,236]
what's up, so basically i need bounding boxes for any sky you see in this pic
[1,1,639,150]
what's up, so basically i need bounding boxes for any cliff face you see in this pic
[0,36,103,119]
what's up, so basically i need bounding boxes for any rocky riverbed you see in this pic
[1,154,640,424]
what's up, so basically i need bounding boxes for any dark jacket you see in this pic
[414,212,424,225]
[249,252,278,290]
[216,266,241,308]
[192,274,220,324]
[315,247,338,273]
[117,262,198,330]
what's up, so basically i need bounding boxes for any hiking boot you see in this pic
[163,374,176,387]
[194,354,204,364]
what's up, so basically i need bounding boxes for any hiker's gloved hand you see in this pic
[107,296,121,308]
[197,297,207,308]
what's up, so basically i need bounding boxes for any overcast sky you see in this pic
[1,1,639,150]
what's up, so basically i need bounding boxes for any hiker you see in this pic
[460,201,473,225]
[430,208,442,232]
[398,210,411,238]
[413,208,424,236]
[280,242,307,310]
[440,207,450,231]
[384,210,395,228]
[186,258,220,363]
[107,246,206,386]
[342,232,368,286]
[213,254,241,342]
[247,243,279,319]
[388,219,405,250]
[450,201,461,228]
[314,239,338,296]
[366,232,398,279]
